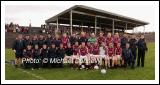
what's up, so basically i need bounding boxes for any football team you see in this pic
[12,32,148,70]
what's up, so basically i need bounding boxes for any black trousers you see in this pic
[137,49,145,67]
[32,58,41,69]
[131,50,137,68]
[124,57,132,67]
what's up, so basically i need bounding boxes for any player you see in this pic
[97,32,105,45]
[115,43,122,67]
[32,44,41,69]
[91,42,100,68]
[12,34,24,67]
[32,35,39,48]
[79,32,88,44]
[23,44,33,69]
[86,42,93,67]
[46,34,52,49]
[88,33,97,44]
[99,42,107,69]
[64,43,73,66]
[129,34,138,68]
[79,42,89,69]
[69,33,78,46]
[137,35,148,67]
[38,35,46,49]
[106,43,115,68]
[23,35,32,49]
[48,43,57,68]
[61,33,69,49]
[56,43,65,67]
[41,44,49,68]
[113,33,121,48]
[72,41,80,69]
[54,33,62,48]
[105,33,113,47]
[123,43,133,68]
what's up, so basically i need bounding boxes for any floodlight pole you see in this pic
[46,23,49,29]
[56,18,59,32]
[70,10,73,35]
[112,19,115,34]
[95,16,97,34]
[81,22,83,32]
[125,22,127,33]
[143,25,145,35]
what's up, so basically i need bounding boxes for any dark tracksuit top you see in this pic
[12,39,25,58]
[24,39,32,48]
[41,48,48,58]
[32,49,41,68]
[53,38,62,48]
[79,36,88,44]
[38,39,46,48]
[40,48,49,67]
[123,48,133,66]
[32,39,39,47]
[65,47,73,56]
[23,49,33,58]
[137,38,147,67]
[129,38,138,60]
[56,48,65,58]
[121,37,128,49]
[23,49,33,68]
[137,39,147,51]
[46,38,52,47]
[121,37,128,59]
[48,48,57,58]
[33,49,41,59]
[69,36,78,46]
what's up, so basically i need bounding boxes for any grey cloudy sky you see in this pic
[5,1,157,32]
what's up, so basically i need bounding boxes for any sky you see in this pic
[4,1,158,32]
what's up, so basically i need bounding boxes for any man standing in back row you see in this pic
[137,35,148,67]
[12,34,24,67]
[129,34,138,69]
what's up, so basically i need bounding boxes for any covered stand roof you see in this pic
[45,5,148,30]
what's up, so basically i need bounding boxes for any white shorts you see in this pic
[65,55,72,59]
[90,55,99,63]
[100,55,106,58]
[107,56,114,60]
[64,56,72,63]
[116,55,121,59]
[79,55,89,64]
[72,55,79,59]
[80,55,87,59]
[92,55,100,58]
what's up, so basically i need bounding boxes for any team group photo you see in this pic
[2,1,159,84]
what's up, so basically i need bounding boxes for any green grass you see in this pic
[5,42,155,80]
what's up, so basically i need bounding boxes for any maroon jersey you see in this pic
[79,46,88,56]
[61,37,69,48]
[107,47,114,57]
[87,45,93,54]
[73,45,79,55]
[113,37,121,48]
[115,47,122,55]
[92,45,99,55]
[105,37,113,46]
[97,36,105,45]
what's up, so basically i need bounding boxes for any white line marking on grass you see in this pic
[6,63,46,80]
[18,68,46,80]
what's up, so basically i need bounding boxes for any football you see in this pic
[81,65,85,69]
[101,69,106,74]
[94,65,99,70]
